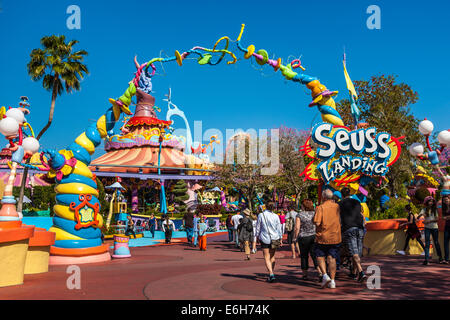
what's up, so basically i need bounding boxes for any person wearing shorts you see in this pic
[339,187,366,282]
[314,189,341,289]
[255,202,283,283]
[285,204,300,259]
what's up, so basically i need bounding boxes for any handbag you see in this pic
[261,211,281,249]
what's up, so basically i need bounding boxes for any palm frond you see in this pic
[29,35,88,96]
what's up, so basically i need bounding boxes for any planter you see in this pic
[364,219,442,257]
[0,221,35,287]
[24,227,56,274]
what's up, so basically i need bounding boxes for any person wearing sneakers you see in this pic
[314,189,341,289]
[285,203,301,259]
[397,204,425,256]
[162,216,175,244]
[418,196,443,265]
[294,199,321,281]
[255,202,283,283]
[338,187,367,283]
[197,216,208,251]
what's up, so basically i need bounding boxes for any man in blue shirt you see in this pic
[193,212,200,247]
[183,210,195,246]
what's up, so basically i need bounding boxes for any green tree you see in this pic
[96,177,109,217]
[268,126,315,207]
[214,133,275,212]
[337,74,422,207]
[18,35,89,213]
[173,180,189,214]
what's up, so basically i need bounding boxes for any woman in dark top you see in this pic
[440,195,450,263]
[125,215,136,239]
[149,214,156,238]
[398,204,425,255]
[294,199,320,280]
[226,214,234,242]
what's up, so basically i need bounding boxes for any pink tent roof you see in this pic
[0,171,50,187]
[0,148,50,187]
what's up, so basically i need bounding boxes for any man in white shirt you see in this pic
[255,202,283,282]
[231,210,243,248]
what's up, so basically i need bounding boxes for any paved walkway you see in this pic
[1,233,449,300]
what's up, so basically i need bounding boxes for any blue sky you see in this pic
[0,0,449,158]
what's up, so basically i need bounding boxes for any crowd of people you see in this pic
[223,188,450,288]
[397,194,450,265]
[132,189,450,287]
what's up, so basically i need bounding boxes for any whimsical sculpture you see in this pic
[409,119,449,197]
[23,88,132,264]
[234,24,344,127]
[409,119,449,178]
[229,24,402,214]
[0,98,39,220]
[0,97,40,287]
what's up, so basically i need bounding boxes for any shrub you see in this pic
[370,197,419,220]
[414,187,430,205]
[96,177,109,215]
[172,180,189,214]
[197,203,222,216]
[13,185,56,211]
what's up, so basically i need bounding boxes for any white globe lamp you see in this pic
[437,130,450,147]
[5,108,25,124]
[418,119,434,136]
[22,137,40,153]
[409,143,424,156]
[0,117,19,136]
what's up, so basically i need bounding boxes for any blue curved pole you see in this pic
[158,139,167,214]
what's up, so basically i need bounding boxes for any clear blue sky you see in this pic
[0,0,449,158]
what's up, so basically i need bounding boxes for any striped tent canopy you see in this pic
[91,146,186,173]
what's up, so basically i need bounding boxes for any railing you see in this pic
[110,224,127,234]
[90,163,215,173]
[109,224,145,234]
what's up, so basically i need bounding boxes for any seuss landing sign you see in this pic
[300,123,404,184]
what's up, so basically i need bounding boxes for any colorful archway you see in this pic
[19,24,404,263]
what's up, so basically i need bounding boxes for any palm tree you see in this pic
[17,35,89,213]
[28,35,89,139]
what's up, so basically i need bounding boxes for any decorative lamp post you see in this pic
[409,118,449,178]
[0,97,42,287]
[0,101,39,221]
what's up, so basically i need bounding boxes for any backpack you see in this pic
[285,217,294,232]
